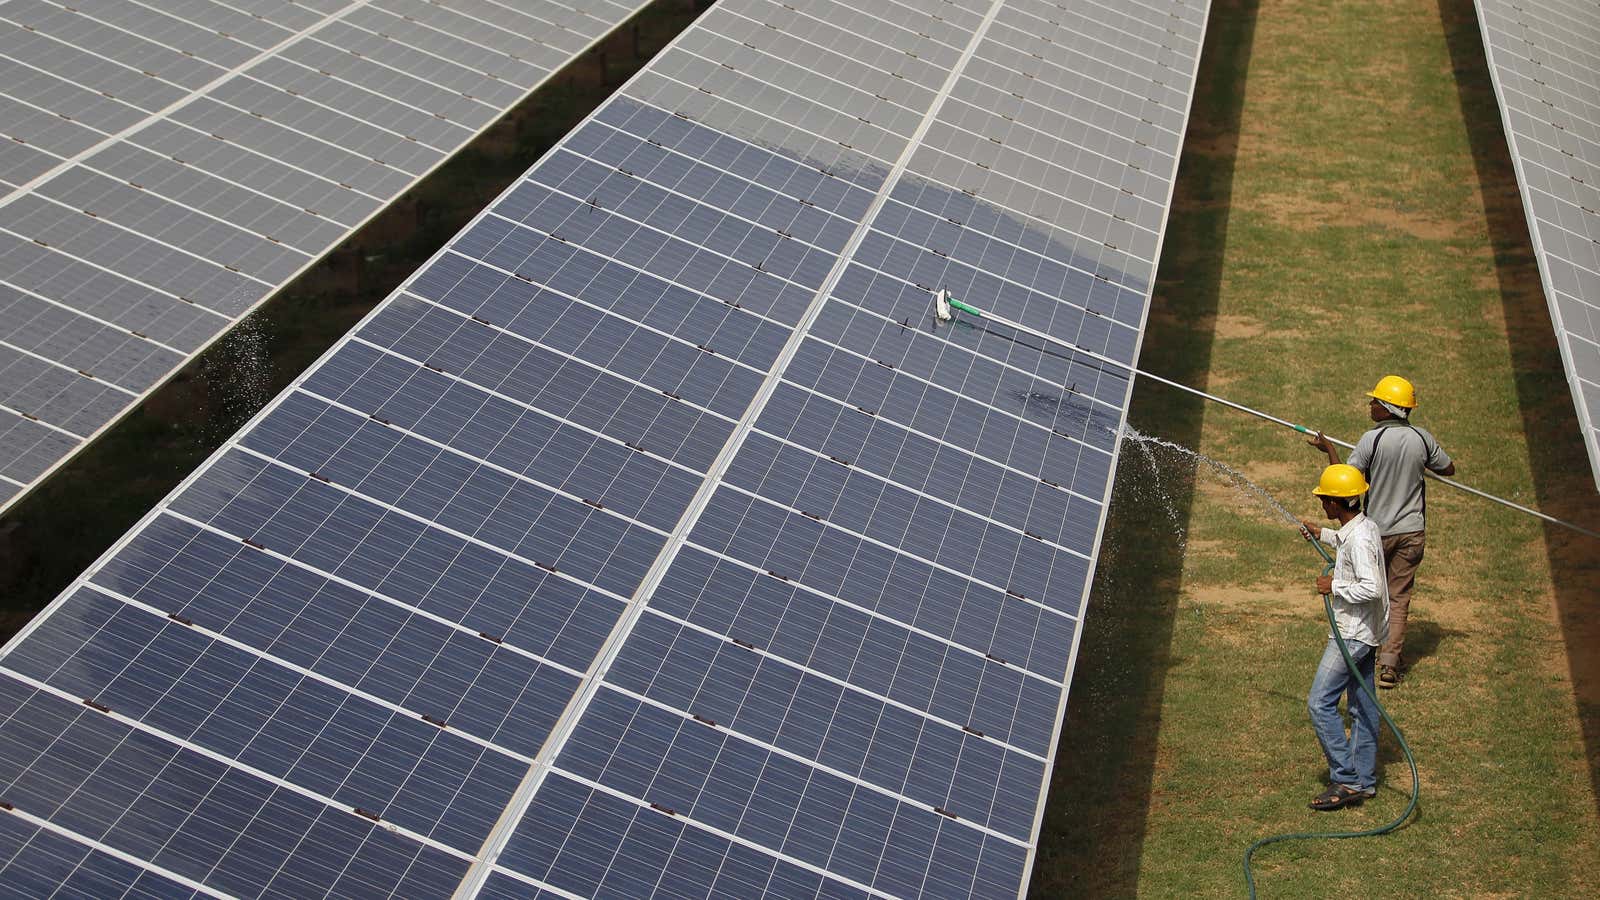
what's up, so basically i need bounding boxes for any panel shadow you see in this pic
[1028,0,1262,894]
[1435,0,1600,815]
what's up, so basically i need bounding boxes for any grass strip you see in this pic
[1034,0,1600,894]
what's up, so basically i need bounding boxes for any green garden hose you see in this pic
[1242,535,1420,898]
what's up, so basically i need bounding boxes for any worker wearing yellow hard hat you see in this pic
[1306,376,1456,689]
[1366,374,1417,415]
[1310,463,1370,499]
[1296,464,1389,810]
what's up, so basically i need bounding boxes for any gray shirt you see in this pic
[1347,419,1453,536]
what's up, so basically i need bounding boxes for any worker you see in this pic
[1296,464,1389,810]
[1306,375,1455,688]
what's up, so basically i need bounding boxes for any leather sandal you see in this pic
[1309,784,1367,811]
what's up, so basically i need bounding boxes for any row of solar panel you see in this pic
[473,0,1203,883]
[0,0,1210,894]
[0,0,645,510]
[0,100,1061,899]
[0,45,873,883]
[1474,0,1600,486]
[469,0,1203,888]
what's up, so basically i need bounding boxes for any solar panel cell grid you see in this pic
[0,408,78,484]
[160,0,297,44]
[728,431,1096,581]
[780,335,1119,479]
[348,310,742,470]
[167,447,663,599]
[1,0,1210,894]
[0,811,198,900]
[0,345,130,436]
[608,615,1047,815]
[95,511,614,679]
[244,390,694,545]
[0,676,471,897]
[494,772,876,900]
[6,589,527,852]
[42,172,304,284]
[0,1,653,512]
[87,144,347,251]
[550,686,1029,891]
[10,196,261,316]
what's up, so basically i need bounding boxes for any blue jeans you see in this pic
[1308,637,1380,791]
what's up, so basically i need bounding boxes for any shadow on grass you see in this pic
[0,0,708,643]
[1399,617,1466,670]
[1436,0,1600,816]
[1263,681,1419,782]
[1027,0,1260,894]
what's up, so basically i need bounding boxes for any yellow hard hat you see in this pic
[1313,464,1369,498]
[1367,375,1417,409]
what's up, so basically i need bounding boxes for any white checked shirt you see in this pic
[1316,513,1390,648]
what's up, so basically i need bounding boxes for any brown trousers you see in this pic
[1378,531,1426,669]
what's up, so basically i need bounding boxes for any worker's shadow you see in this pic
[1397,618,1463,672]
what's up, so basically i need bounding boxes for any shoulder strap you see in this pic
[1367,426,1387,465]
[1363,425,1388,515]
[1404,424,1426,520]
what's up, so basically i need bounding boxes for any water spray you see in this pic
[930,290,1600,541]
[1123,425,1300,525]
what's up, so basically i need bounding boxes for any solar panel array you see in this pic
[0,0,1210,896]
[0,0,650,514]
[1473,0,1600,489]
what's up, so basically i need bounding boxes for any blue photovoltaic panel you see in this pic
[1473,0,1600,489]
[475,0,1208,895]
[0,0,651,514]
[0,0,1209,896]
[0,808,204,899]
[0,670,472,897]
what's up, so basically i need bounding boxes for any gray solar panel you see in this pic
[0,0,652,513]
[1473,0,1600,489]
[0,0,1209,895]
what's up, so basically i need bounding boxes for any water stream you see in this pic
[1114,424,1302,530]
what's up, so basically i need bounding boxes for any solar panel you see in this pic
[0,0,653,513]
[1473,0,1600,489]
[0,0,1209,895]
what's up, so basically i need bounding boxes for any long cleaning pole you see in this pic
[932,291,1600,541]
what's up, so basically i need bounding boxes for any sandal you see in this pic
[1309,784,1367,811]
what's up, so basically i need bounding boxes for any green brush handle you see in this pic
[948,297,984,317]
